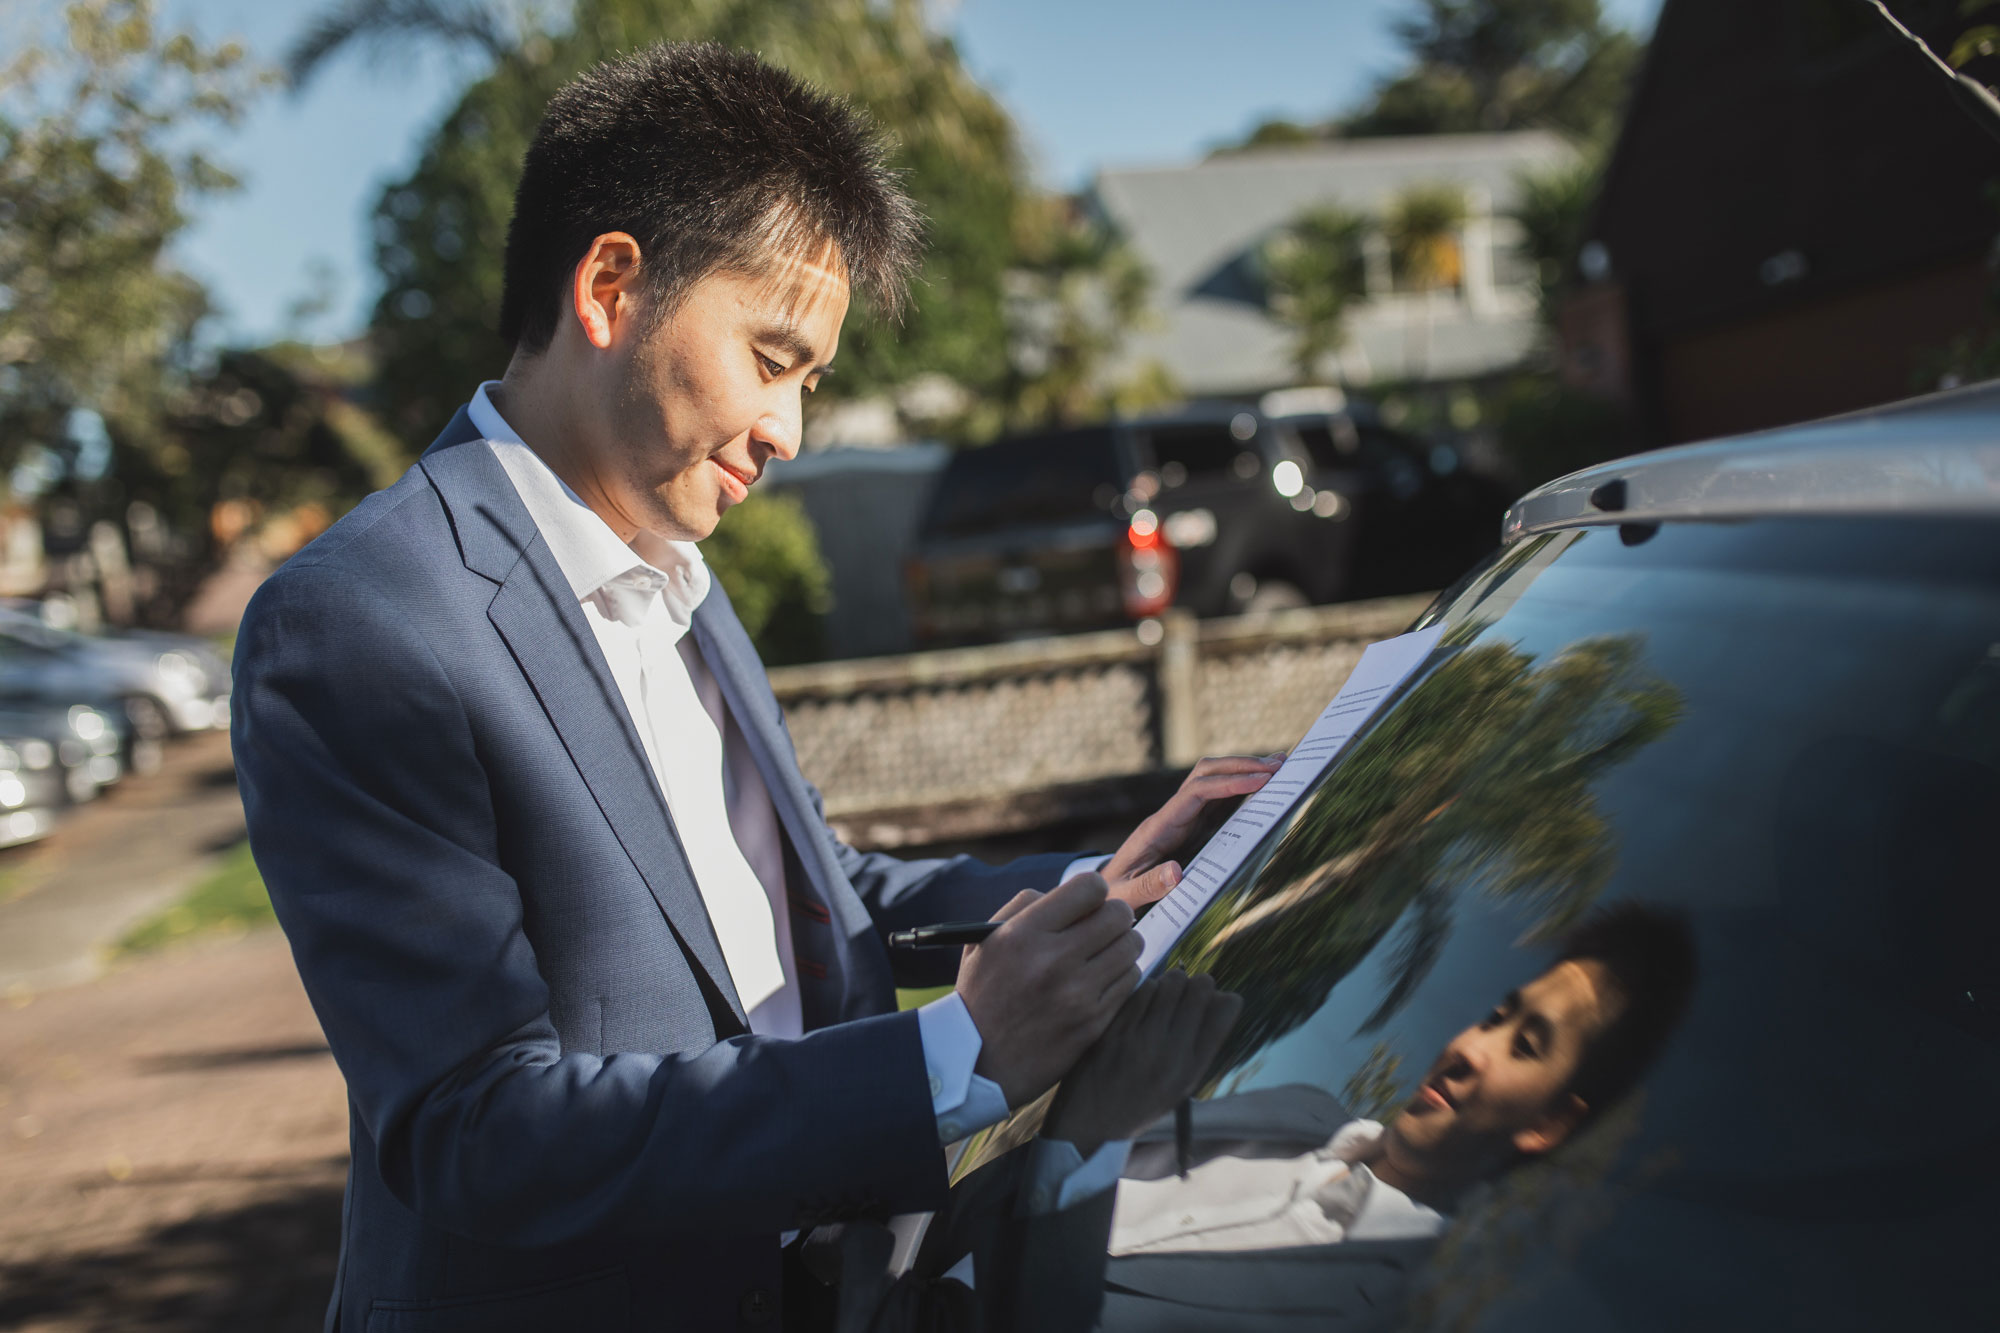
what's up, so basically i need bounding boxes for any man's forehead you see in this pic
[749,243,851,315]
[1522,959,1615,1036]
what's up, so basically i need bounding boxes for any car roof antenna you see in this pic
[1859,0,2000,146]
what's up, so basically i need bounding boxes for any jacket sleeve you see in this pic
[232,564,949,1249]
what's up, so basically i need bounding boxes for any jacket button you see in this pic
[740,1285,776,1325]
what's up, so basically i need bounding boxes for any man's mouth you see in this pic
[1419,1076,1458,1112]
[710,457,755,502]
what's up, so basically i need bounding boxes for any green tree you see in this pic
[1261,206,1371,383]
[701,491,830,666]
[1164,620,1683,1078]
[979,194,1176,435]
[1385,183,1469,292]
[0,0,264,478]
[1385,183,1469,378]
[87,339,410,620]
[1344,0,1642,144]
[1214,117,1324,156]
[1513,153,1601,326]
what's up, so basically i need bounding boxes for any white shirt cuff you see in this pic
[1019,1137,1132,1215]
[1062,853,1112,884]
[916,991,1013,1145]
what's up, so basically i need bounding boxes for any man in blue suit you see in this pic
[232,42,1276,1332]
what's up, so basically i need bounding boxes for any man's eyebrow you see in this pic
[755,325,835,376]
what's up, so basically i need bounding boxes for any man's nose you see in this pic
[754,398,802,463]
[1441,1027,1488,1075]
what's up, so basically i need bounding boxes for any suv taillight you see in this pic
[1117,509,1178,619]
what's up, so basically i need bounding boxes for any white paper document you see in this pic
[1135,624,1446,974]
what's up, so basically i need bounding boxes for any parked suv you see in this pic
[1264,387,1514,601]
[906,405,1353,646]
[911,381,2000,1330]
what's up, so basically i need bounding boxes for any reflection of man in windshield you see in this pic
[1082,903,1698,1255]
[862,905,1694,1331]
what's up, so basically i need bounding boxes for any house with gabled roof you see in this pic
[1087,131,1578,396]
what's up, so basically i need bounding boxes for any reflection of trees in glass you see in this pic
[1174,630,1683,1078]
[1339,1041,1408,1122]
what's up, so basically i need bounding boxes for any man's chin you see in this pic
[1384,1106,1438,1152]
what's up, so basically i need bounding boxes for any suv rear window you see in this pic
[944,515,2000,1330]
[919,428,1122,537]
[1144,423,1243,480]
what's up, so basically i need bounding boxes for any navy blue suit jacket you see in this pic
[232,408,1073,1332]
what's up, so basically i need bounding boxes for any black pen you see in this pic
[888,920,1000,950]
[1175,1097,1194,1178]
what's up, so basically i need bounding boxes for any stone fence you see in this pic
[766,593,1433,850]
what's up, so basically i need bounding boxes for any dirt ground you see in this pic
[0,928,346,1332]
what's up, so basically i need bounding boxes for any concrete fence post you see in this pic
[1156,610,1201,768]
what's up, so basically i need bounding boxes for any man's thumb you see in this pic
[1126,860,1181,906]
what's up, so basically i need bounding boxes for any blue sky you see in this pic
[170,0,1665,346]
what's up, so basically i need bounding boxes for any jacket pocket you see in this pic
[365,1266,629,1333]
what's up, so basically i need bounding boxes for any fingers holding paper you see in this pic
[1103,754,1284,909]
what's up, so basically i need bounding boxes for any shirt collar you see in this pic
[471,381,711,632]
[1316,1119,1447,1240]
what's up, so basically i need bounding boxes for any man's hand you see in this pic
[958,873,1143,1110]
[1045,970,1243,1157]
[1102,755,1284,909]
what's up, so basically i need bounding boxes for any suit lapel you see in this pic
[691,602,881,951]
[421,421,748,1030]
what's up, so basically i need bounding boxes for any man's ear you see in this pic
[1512,1093,1588,1157]
[570,232,642,350]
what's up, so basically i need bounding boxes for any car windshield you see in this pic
[938,515,2000,1330]
[919,428,1122,537]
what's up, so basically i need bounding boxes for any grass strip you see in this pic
[117,841,273,955]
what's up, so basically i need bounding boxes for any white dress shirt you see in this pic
[470,383,1012,1142]
[1017,1118,1443,1250]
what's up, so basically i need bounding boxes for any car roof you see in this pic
[1120,400,1262,429]
[1503,378,2000,543]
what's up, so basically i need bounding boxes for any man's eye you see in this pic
[755,351,786,376]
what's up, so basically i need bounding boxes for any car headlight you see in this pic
[1271,459,1305,498]
[155,651,205,698]
[68,706,106,743]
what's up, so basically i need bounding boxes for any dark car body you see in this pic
[0,735,69,847]
[0,609,229,736]
[924,382,2000,1330]
[1272,401,1514,601]
[907,406,1353,646]
[0,700,127,803]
